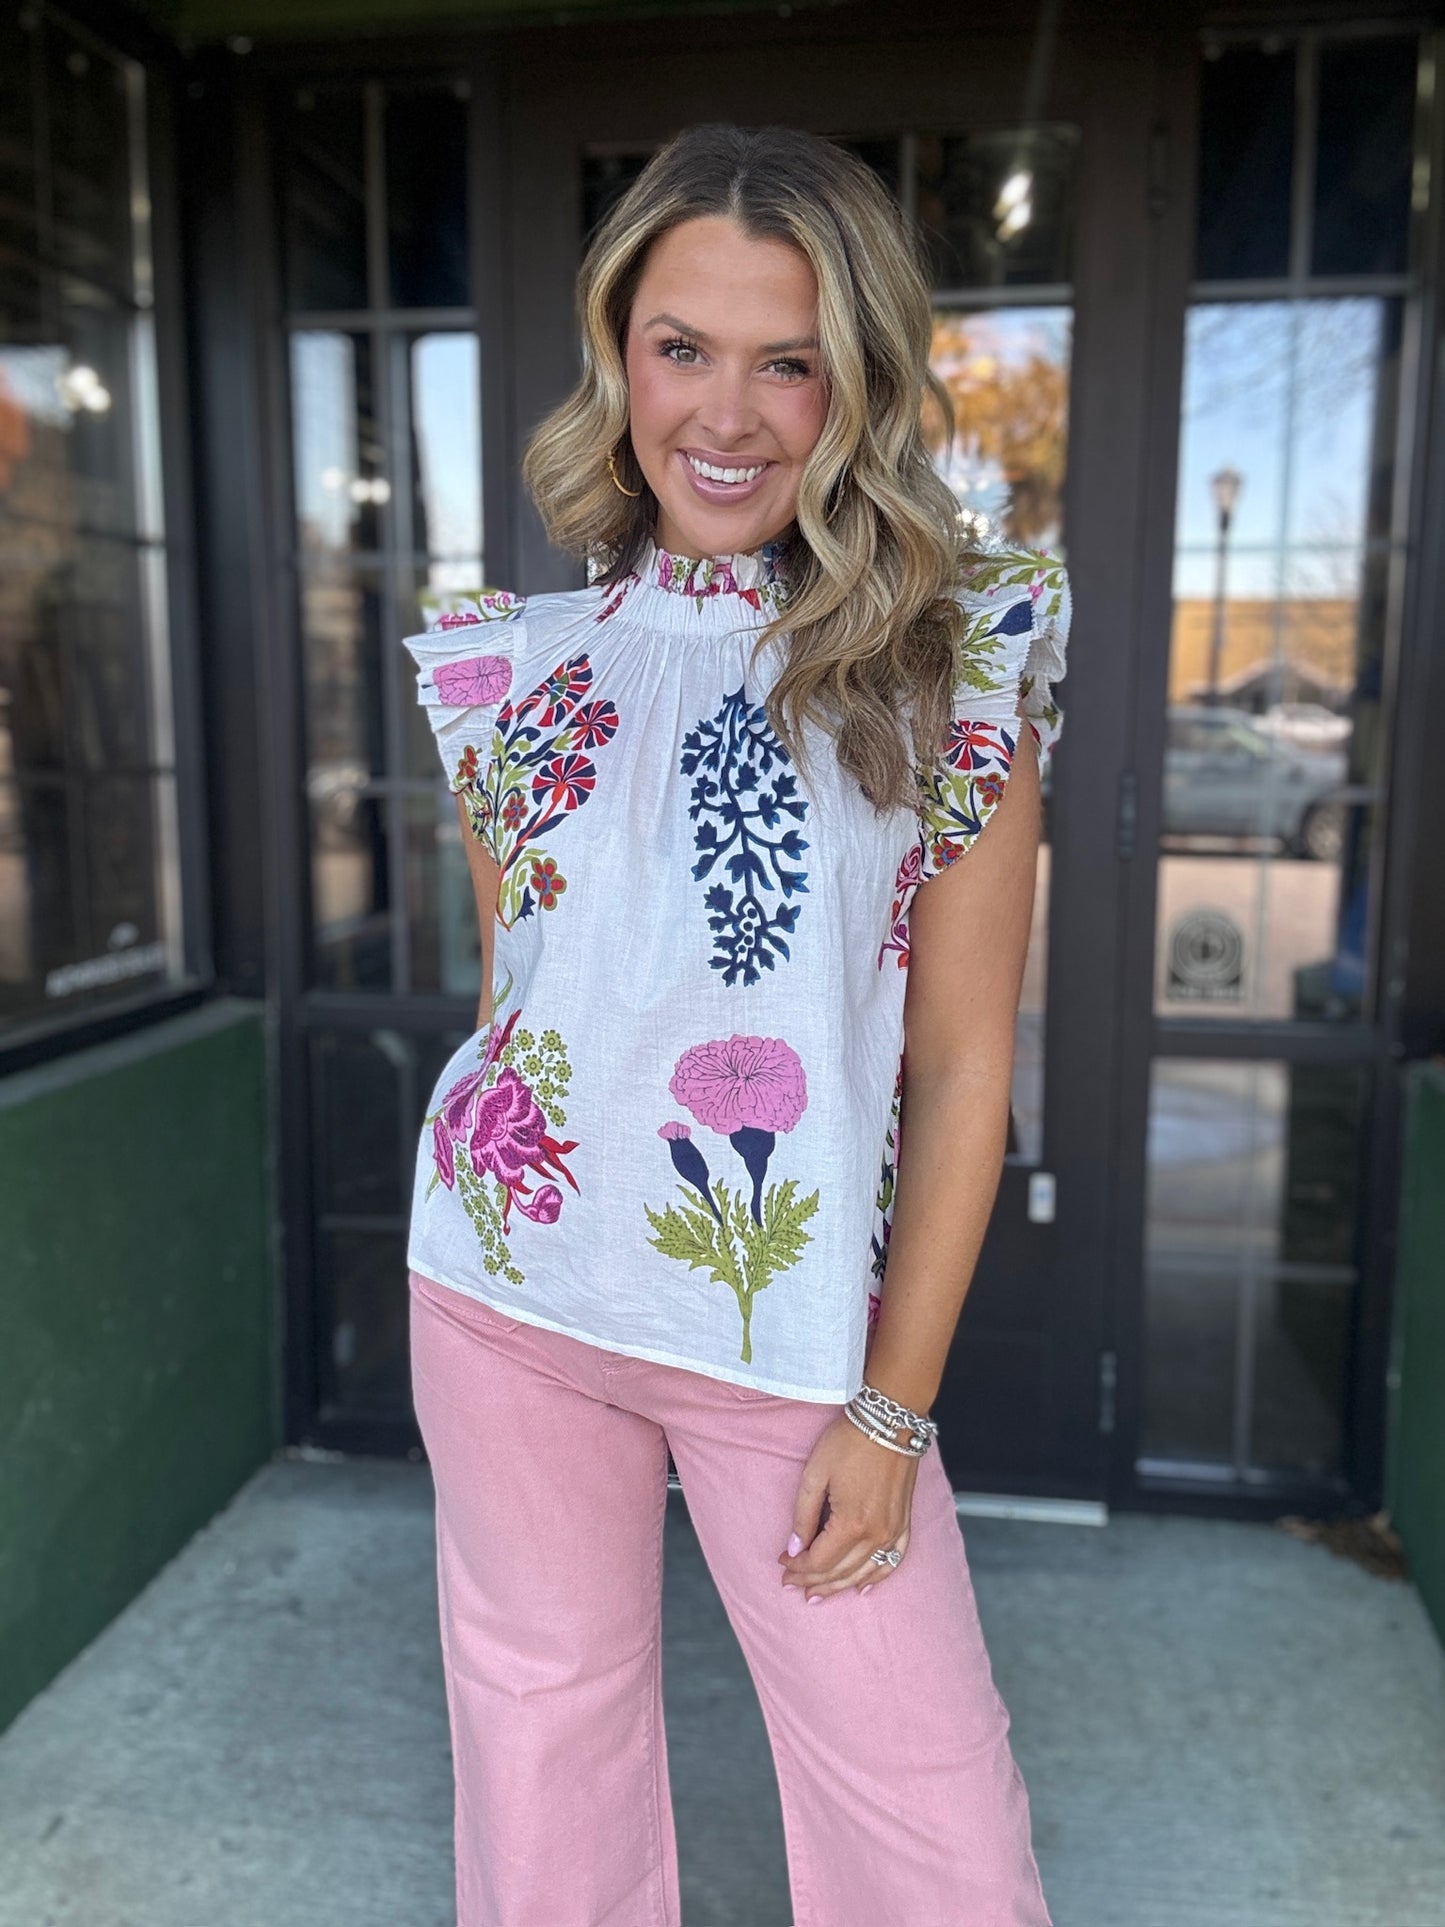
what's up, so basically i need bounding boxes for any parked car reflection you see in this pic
[1164,705,1348,861]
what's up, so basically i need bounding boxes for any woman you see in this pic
[403,121,1067,1927]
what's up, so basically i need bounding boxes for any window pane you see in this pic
[0,12,38,262]
[290,331,385,555]
[409,332,480,558]
[0,268,144,539]
[1143,1060,1362,1477]
[282,87,367,314]
[1196,43,1295,281]
[312,1029,407,1218]
[1313,37,1417,278]
[1161,300,1398,1024]
[387,87,469,309]
[310,783,391,992]
[45,20,135,300]
[407,786,481,999]
[300,558,387,785]
[581,151,653,243]
[318,1226,410,1413]
[926,307,1070,549]
[916,127,1077,290]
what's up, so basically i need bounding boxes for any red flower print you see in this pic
[528,856,566,910]
[517,657,593,727]
[453,744,480,788]
[569,699,620,750]
[531,751,596,813]
[976,772,1005,808]
[946,718,1009,773]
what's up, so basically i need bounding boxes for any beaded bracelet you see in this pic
[843,1381,939,1458]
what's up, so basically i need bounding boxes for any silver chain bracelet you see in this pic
[843,1381,938,1458]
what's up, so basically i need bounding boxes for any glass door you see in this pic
[1131,27,1429,1496]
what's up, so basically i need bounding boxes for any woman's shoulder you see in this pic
[410,579,604,660]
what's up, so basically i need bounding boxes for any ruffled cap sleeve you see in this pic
[915,546,1071,885]
[401,586,525,797]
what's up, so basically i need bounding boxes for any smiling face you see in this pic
[622,214,830,559]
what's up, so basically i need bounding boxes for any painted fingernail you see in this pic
[807,1593,822,1606]
[787,1532,803,1556]
[860,1584,874,1595]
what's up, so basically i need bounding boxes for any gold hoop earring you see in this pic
[607,447,643,498]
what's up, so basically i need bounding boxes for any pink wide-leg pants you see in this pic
[408,1267,1052,1927]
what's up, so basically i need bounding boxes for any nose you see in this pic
[695,364,759,449]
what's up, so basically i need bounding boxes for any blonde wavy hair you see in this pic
[521,121,971,814]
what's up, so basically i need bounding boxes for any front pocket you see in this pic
[409,1270,524,1334]
[722,1377,777,1404]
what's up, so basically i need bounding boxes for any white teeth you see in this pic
[687,454,765,484]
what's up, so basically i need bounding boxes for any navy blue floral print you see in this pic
[680,685,810,987]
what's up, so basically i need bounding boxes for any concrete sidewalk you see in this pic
[1,1457,1442,1927]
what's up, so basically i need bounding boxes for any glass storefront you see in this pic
[1140,28,1423,1485]
[0,7,187,1038]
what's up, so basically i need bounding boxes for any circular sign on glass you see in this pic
[1166,909,1244,1003]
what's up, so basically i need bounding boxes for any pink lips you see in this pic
[676,448,773,505]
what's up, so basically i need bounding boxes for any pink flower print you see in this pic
[432,1112,458,1189]
[516,1183,563,1224]
[867,1291,882,1329]
[434,654,512,706]
[467,1068,546,1187]
[669,1035,808,1136]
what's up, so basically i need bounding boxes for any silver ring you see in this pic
[869,1546,901,1569]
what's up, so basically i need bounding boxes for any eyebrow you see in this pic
[642,311,819,353]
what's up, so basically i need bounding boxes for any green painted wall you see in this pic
[1386,1059,1445,1651]
[0,1001,281,1733]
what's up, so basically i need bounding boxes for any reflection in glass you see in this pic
[1142,1059,1361,1477]
[1160,298,1398,1024]
[1196,42,1295,282]
[290,332,384,554]
[409,333,480,557]
[282,88,367,314]
[300,560,386,785]
[319,1227,410,1412]
[925,308,1070,549]
[916,128,1076,290]
[310,783,390,992]
[1313,38,1417,278]
[312,1030,406,1218]
[45,22,136,298]
[407,787,482,999]
[387,88,469,308]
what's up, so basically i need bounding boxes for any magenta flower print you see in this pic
[646,1035,819,1364]
[424,1001,579,1276]
[669,1035,807,1135]
[433,654,512,708]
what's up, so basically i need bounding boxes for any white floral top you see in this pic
[402,533,1070,1401]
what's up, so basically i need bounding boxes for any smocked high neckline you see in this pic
[592,531,792,640]
[639,533,788,600]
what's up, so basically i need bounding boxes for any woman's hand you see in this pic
[777,1414,920,1602]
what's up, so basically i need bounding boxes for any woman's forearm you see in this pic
[860,1044,1015,1416]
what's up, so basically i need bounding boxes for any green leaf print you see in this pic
[645,1176,819,1365]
